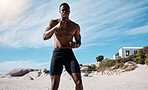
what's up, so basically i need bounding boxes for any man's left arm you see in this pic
[74,24,81,48]
[70,24,81,48]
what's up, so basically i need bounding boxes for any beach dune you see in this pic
[0,64,148,90]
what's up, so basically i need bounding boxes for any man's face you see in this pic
[59,5,70,18]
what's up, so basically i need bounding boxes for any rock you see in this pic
[29,71,39,79]
[20,74,34,80]
[83,73,89,77]
[0,68,50,80]
[3,68,30,77]
[1,68,36,78]
[41,68,48,73]
[11,68,30,76]
[80,67,88,73]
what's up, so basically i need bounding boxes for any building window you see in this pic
[126,50,129,56]
[134,50,137,54]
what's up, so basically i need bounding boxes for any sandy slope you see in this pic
[0,64,148,90]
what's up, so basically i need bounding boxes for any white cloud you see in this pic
[122,25,148,35]
[0,60,49,74]
[0,0,55,48]
[0,0,30,27]
[0,0,148,48]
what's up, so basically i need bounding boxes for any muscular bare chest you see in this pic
[55,22,76,37]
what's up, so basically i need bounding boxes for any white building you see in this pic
[113,47,143,59]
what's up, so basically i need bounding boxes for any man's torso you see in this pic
[53,19,78,49]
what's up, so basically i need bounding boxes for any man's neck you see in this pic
[60,17,69,22]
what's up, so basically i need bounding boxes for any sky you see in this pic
[0,0,148,74]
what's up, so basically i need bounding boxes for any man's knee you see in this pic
[75,79,82,86]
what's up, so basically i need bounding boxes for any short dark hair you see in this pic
[59,3,70,10]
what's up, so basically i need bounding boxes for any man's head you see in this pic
[59,3,70,18]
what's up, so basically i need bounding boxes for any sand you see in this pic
[0,64,148,90]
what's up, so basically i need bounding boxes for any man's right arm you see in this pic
[43,20,58,40]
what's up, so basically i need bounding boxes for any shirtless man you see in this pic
[43,3,83,90]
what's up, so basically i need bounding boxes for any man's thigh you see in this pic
[50,56,63,76]
[65,59,80,75]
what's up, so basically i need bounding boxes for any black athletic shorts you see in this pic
[50,48,80,76]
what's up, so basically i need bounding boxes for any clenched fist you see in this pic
[69,42,77,48]
[56,20,66,29]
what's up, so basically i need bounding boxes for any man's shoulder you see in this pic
[69,20,80,27]
[48,19,59,26]
[50,19,59,23]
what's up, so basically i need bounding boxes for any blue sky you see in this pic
[0,0,148,74]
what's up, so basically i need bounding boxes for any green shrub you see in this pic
[133,57,145,64]
[104,58,109,60]
[115,54,137,64]
[115,58,122,63]
[145,53,148,58]
[145,58,148,66]
[128,54,137,59]
[99,59,115,68]
[143,46,148,53]
[113,62,124,69]
[96,55,104,62]
[119,58,129,63]
[87,65,97,72]
[138,49,144,55]
[123,57,133,63]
